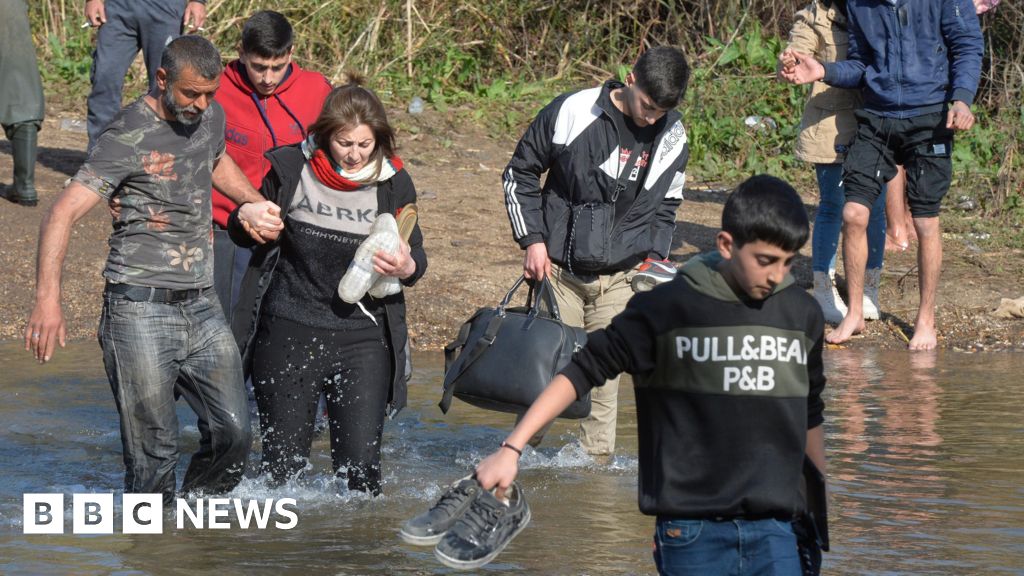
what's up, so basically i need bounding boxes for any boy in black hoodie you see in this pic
[477,174,827,575]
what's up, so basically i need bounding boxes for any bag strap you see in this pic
[439,312,504,413]
[443,320,473,373]
[528,276,561,319]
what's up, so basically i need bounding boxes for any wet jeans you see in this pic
[98,290,251,503]
[653,517,801,576]
[813,163,886,273]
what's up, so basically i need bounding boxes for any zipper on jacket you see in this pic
[892,4,904,111]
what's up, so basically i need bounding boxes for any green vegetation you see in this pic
[26,0,1023,237]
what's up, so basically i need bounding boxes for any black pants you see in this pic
[252,315,390,494]
[843,109,954,218]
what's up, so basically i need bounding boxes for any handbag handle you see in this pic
[439,275,563,414]
[499,275,563,321]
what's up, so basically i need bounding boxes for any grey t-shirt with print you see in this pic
[73,97,226,290]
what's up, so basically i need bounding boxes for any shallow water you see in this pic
[0,342,1022,575]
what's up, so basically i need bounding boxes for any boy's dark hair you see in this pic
[632,46,690,109]
[241,11,294,59]
[722,175,809,252]
[162,35,222,84]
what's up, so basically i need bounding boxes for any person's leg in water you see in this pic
[514,266,585,448]
[251,315,324,484]
[578,269,632,455]
[810,164,848,324]
[176,295,251,498]
[322,326,391,495]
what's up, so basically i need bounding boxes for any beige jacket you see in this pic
[786,1,863,164]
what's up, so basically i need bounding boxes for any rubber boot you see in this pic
[862,267,882,321]
[9,122,39,206]
[813,270,847,324]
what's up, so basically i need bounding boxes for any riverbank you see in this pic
[2,105,1022,352]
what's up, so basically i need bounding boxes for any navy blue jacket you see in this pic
[822,0,983,118]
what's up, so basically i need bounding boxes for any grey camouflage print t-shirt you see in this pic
[74,98,226,290]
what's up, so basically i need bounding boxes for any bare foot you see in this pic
[885,231,909,252]
[826,313,865,344]
[908,323,938,350]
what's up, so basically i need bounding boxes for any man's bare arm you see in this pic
[211,153,265,205]
[25,182,103,362]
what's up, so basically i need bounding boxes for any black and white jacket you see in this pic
[503,80,689,274]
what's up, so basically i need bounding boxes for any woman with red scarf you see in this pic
[228,77,427,494]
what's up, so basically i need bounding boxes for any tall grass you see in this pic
[26,0,1024,223]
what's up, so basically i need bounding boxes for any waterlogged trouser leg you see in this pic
[100,295,186,504]
[176,295,251,498]
[252,316,390,493]
[322,326,391,495]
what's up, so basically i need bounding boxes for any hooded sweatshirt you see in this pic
[560,252,826,519]
[211,60,332,227]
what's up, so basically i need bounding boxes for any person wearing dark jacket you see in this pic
[212,10,332,320]
[1,0,45,207]
[478,175,827,575]
[502,46,691,455]
[781,0,984,350]
[229,77,426,495]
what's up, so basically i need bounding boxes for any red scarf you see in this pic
[308,148,404,191]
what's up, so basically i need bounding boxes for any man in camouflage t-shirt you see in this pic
[25,37,283,503]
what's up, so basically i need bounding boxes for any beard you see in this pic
[161,87,205,125]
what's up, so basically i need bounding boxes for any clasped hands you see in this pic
[238,201,284,244]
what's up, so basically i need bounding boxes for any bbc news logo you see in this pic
[23,494,298,534]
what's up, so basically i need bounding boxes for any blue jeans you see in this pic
[87,0,185,149]
[98,290,251,503]
[653,517,801,576]
[813,163,886,273]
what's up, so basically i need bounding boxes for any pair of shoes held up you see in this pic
[337,205,417,303]
[400,475,531,570]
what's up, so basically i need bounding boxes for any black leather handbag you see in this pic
[439,276,590,419]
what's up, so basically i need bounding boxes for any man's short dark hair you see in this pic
[632,46,690,109]
[162,35,223,84]
[722,174,810,252]
[241,11,294,59]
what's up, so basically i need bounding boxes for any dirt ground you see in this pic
[2,103,1023,353]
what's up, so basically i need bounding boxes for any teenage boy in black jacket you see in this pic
[479,175,827,575]
[502,46,690,455]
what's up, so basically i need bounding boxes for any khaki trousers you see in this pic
[549,265,635,455]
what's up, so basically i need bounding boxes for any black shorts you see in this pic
[842,110,955,218]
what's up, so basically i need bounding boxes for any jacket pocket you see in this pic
[567,202,614,270]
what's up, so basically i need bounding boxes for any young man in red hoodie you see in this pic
[213,10,331,320]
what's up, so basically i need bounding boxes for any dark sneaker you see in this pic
[631,258,676,292]
[399,476,482,546]
[433,482,531,570]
